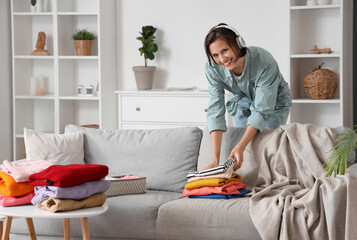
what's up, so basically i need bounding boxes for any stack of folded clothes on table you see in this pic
[29,164,110,213]
[184,158,250,199]
[0,159,52,206]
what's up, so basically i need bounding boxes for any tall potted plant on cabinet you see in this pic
[133,25,158,90]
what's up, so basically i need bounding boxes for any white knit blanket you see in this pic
[238,123,357,240]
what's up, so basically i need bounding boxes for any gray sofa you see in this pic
[9,125,356,240]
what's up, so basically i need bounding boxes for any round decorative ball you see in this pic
[304,63,338,99]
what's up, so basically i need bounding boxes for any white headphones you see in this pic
[213,24,246,49]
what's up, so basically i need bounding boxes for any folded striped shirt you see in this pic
[187,158,236,179]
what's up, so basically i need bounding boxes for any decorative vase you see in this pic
[30,5,36,12]
[133,66,156,90]
[74,40,92,56]
[36,0,43,12]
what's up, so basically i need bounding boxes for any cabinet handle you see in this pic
[204,108,208,112]
[136,107,141,111]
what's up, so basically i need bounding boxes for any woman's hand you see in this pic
[201,161,219,171]
[229,125,258,170]
[229,145,244,170]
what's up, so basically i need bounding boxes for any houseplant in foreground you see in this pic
[133,25,158,90]
[324,126,357,177]
[72,29,96,56]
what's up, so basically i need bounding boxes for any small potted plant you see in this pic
[72,29,96,56]
[133,25,158,90]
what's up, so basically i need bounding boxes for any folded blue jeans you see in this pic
[233,80,292,129]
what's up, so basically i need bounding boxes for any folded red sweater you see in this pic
[28,164,109,187]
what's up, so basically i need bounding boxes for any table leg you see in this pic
[63,218,71,240]
[25,218,37,240]
[80,217,90,240]
[0,220,3,238]
[2,216,12,240]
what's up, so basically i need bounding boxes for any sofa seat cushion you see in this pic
[65,125,203,193]
[156,197,261,240]
[10,190,182,240]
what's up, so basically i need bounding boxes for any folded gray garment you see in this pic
[32,179,111,205]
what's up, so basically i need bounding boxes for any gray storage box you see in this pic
[105,175,146,197]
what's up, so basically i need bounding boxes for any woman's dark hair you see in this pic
[204,23,247,67]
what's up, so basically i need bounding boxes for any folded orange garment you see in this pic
[0,171,34,197]
[184,173,242,190]
[183,181,247,197]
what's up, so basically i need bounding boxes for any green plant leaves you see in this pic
[136,25,158,66]
[324,126,357,177]
[72,29,96,40]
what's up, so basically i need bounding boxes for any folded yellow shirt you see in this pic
[0,171,34,197]
[184,173,242,190]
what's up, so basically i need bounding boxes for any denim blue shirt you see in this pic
[205,46,285,133]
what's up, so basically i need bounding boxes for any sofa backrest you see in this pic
[65,125,203,193]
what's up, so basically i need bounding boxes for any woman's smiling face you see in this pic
[209,38,239,72]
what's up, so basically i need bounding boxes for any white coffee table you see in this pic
[0,203,108,240]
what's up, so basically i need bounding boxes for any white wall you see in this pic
[0,0,13,160]
[116,0,290,90]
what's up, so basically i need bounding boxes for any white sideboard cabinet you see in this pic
[11,0,116,159]
[289,0,353,127]
[116,90,232,130]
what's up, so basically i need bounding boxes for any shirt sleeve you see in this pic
[205,66,227,133]
[247,62,281,132]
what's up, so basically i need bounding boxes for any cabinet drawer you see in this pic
[120,96,209,123]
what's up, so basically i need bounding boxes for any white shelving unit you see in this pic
[289,0,353,127]
[11,0,116,160]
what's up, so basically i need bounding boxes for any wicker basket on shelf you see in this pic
[304,62,338,99]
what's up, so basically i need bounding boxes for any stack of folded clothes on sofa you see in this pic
[0,159,52,207]
[29,164,110,213]
[184,158,250,199]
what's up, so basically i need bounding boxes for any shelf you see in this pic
[292,98,341,104]
[59,96,99,100]
[290,5,340,10]
[290,53,340,58]
[15,55,55,59]
[13,12,53,16]
[58,12,98,16]
[289,0,352,127]
[11,0,118,159]
[58,56,98,59]
[15,94,55,100]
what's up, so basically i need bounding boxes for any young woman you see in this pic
[203,23,292,171]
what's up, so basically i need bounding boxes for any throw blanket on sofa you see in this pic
[29,164,109,187]
[242,123,357,240]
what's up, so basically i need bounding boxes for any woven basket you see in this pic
[304,63,338,99]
